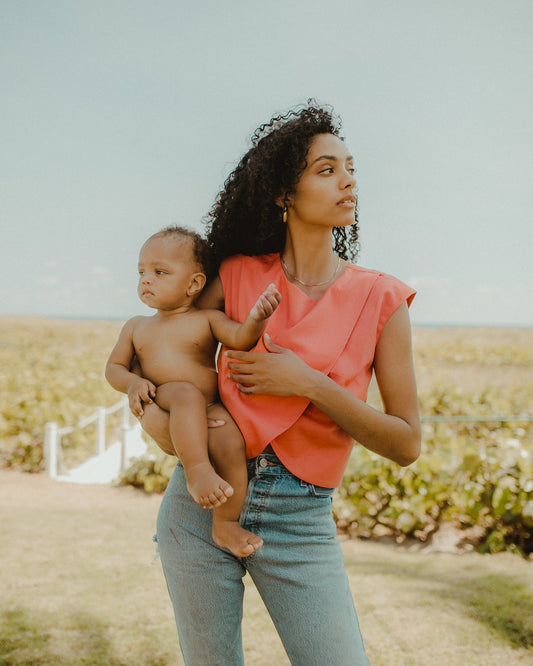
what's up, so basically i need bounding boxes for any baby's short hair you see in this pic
[151,225,213,279]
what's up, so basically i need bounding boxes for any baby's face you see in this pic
[137,236,202,310]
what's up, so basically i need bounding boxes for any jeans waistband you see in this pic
[247,450,289,476]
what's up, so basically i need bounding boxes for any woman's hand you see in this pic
[225,333,316,397]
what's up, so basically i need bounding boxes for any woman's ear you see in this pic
[275,192,289,209]
[187,272,207,297]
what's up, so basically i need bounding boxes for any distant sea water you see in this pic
[412,322,533,329]
[47,316,533,329]
[1,314,532,329]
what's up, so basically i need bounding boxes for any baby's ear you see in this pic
[188,272,207,297]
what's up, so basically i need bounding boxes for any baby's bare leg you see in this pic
[156,382,233,509]
[207,403,263,557]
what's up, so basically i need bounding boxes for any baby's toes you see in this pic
[198,497,210,509]
[221,482,234,499]
[212,487,229,505]
[207,493,223,508]
[197,494,216,509]
[241,543,255,556]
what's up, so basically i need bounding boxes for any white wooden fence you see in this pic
[44,397,132,479]
[43,403,531,481]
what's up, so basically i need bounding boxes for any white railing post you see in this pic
[97,407,106,455]
[44,422,59,479]
[120,398,130,472]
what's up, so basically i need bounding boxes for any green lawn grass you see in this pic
[1,471,531,665]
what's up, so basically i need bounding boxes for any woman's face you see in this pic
[287,133,356,229]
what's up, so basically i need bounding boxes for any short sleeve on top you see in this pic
[375,273,416,339]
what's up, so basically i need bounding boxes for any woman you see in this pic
[144,102,420,665]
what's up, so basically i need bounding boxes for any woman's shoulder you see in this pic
[344,263,380,278]
[219,253,279,281]
[343,263,416,304]
[345,263,411,287]
[221,253,279,270]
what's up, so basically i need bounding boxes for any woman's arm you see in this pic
[225,302,421,466]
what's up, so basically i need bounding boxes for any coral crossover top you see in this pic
[218,254,416,488]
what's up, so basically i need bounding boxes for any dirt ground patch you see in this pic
[2,470,532,665]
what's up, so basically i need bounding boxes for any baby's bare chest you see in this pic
[133,314,216,364]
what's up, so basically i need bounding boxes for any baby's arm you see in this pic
[105,318,156,417]
[207,283,281,350]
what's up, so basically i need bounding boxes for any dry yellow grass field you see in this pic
[1,319,532,664]
[412,326,533,393]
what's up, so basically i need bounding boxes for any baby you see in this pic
[105,226,281,557]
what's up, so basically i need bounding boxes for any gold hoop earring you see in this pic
[282,206,288,224]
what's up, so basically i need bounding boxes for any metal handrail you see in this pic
[421,415,533,423]
[44,397,133,478]
[44,405,531,479]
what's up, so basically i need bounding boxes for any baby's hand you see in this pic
[250,284,281,321]
[127,377,157,418]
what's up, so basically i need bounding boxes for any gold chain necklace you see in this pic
[280,254,342,288]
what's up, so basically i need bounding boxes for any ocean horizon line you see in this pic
[1,313,532,330]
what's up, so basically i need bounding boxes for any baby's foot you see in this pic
[185,462,234,508]
[212,518,263,558]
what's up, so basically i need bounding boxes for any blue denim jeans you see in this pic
[156,450,369,665]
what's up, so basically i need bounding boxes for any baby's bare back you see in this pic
[133,310,219,403]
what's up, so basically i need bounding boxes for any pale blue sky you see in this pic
[2,0,532,325]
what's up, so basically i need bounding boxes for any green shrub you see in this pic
[0,318,122,472]
[121,387,533,556]
[2,318,531,556]
[335,386,533,557]
[119,444,177,493]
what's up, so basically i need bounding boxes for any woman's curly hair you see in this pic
[204,101,359,271]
